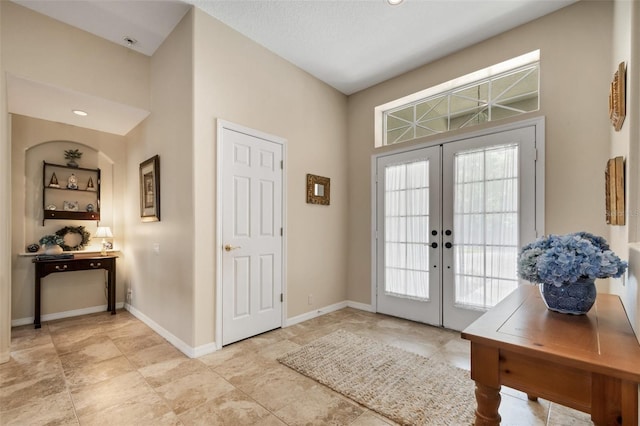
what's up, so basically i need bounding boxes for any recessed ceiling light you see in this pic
[72,109,88,117]
[387,0,404,5]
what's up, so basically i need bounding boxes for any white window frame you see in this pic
[375,50,540,148]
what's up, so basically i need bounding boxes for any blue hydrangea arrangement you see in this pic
[39,234,64,247]
[518,232,627,287]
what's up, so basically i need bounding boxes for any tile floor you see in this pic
[1,308,594,425]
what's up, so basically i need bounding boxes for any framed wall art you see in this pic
[605,156,624,225]
[609,62,626,131]
[140,155,160,222]
[306,174,330,205]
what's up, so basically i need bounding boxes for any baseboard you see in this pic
[285,300,348,327]
[284,300,376,327]
[124,303,217,359]
[11,302,125,327]
[347,300,374,312]
[0,350,9,364]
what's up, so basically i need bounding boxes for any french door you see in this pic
[375,126,538,330]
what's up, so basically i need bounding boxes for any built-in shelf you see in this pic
[42,161,101,225]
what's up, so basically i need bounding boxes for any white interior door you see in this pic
[221,125,283,346]
[375,125,538,330]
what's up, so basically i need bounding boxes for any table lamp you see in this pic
[95,226,113,255]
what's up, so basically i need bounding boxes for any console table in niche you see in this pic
[32,254,117,328]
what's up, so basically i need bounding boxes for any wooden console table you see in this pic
[32,254,118,329]
[462,285,640,425]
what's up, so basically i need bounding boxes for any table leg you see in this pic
[474,383,502,425]
[109,262,116,315]
[34,273,41,329]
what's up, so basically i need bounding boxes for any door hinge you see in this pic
[534,148,538,161]
[280,160,283,169]
[280,293,283,302]
[280,228,283,236]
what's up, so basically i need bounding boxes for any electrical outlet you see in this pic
[308,294,314,305]
[127,288,133,304]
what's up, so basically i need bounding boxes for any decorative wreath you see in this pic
[55,226,91,251]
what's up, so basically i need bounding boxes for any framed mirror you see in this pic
[306,174,330,205]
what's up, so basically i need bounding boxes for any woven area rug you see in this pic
[277,330,476,426]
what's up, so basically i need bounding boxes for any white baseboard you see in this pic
[0,350,9,364]
[285,300,348,327]
[11,302,125,327]
[347,300,374,312]
[284,300,375,327]
[124,303,217,359]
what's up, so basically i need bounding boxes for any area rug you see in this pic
[277,330,476,425]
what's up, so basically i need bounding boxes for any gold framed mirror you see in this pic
[306,174,330,205]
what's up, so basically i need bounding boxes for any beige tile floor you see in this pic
[1,308,594,425]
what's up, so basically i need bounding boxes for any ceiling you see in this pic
[7,0,576,135]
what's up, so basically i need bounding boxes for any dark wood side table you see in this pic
[32,254,118,329]
[462,285,640,426]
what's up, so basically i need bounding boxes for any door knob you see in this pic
[431,242,438,248]
[445,242,453,249]
[224,244,241,252]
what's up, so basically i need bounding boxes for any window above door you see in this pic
[374,50,540,147]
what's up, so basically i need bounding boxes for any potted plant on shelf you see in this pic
[64,149,82,168]
[39,234,65,255]
[518,232,627,315]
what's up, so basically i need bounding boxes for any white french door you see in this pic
[376,146,442,325]
[375,125,538,330]
[219,122,284,346]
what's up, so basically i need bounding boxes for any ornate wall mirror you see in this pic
[306,174,330,205]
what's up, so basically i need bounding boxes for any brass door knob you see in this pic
[224,244,241,252]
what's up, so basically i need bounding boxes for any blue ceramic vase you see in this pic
[539,277,597,315]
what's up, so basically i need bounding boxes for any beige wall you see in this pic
[1,1,149,111]
[609,0,640,338]
[2,3,148,328]
[10,115,128,320]
[346,1,614,304]
[1,0,11,363]
[4,0,635,362]
[192,9,349,329]
[124,11,195,347]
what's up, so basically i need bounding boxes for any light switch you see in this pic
[153,243,160,254]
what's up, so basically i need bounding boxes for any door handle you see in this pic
[224,244,241,252]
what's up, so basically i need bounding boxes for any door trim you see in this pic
[370,116,545,317]
[215,119,287,349]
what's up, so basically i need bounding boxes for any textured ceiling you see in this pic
[12,0,191,56]
[187,0,576,94]
[7,0,576,135]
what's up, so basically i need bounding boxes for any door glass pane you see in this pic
[453,144,519,309]
[384,160,430,300]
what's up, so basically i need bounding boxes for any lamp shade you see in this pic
[95,226,113,238]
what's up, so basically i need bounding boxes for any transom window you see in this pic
[375,51,540,147]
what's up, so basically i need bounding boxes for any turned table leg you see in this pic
[474,383,502,426]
